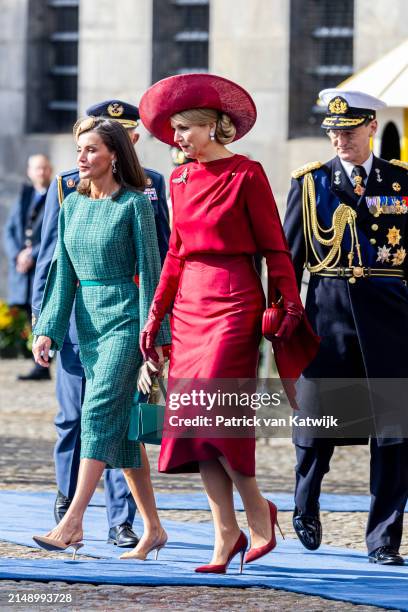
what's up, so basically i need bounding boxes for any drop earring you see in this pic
[112,159,117,174]
[210,131,215,141]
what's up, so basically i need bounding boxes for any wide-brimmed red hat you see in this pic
[139,73,257,145]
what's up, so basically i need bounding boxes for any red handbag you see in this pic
[262,299,285,341]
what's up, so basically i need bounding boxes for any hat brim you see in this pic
[139,73,257,145]
[321,115,368,130]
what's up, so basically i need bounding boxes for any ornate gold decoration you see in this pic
[328,97,349,114]
[392,182,401,192]
[67,178,75,188]
[57,175,64,207]
[390,159,408,170]
[392,247,406,266]
[108,103,124,118]
[387,226,401,246]
[292,161,322,179]
[302,172,363,273]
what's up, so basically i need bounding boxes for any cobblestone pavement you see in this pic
[0,359,404,611]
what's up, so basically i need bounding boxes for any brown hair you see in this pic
[74,117,146,197]
[171,108,236,144]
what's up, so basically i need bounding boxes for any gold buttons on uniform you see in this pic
[348,277,356,284]
[371,224,379,231]
[370,238,377,245]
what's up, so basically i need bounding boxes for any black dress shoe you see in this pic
[107,523,140,548]
[54,490,72,524]
[292,507,322,550]
[368,546,404,565]
[17,366,51,381]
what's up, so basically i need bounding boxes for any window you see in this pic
[289,0,354,138]
[152,0,209,84]
[26,0,79,133]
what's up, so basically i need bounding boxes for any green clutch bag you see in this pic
[128,378,166,445]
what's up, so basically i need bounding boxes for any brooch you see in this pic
[172,168,188,184]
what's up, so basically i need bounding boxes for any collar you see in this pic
[340,153,373,183]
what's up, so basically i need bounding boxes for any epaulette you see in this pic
[390,159,408,171]
[291,161,322,179]
[56,168,79,207]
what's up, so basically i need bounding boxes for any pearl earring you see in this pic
[210,131,215,141]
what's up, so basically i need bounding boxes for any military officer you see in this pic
[4,154,53,379]
[284,89,408,565]
[31,100,170,547]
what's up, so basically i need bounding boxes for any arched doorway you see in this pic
[380,122,401,160]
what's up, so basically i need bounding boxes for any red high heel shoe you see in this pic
[245,500,285,564]
[195,531,248,574]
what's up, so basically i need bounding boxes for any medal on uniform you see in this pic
[392,247,406,266]
[375,168,383,183]
[392,182,401,192]
[387,226,401,246]
[353,175,365,196]
[334,170,341,185]
[376,245,391,263]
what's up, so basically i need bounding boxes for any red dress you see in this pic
[155,154,315,475]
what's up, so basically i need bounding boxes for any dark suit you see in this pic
[32,168,170,527]
[4,184,47,307]
[284,155,408,552]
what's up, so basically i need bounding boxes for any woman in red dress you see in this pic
[138,74,319,573]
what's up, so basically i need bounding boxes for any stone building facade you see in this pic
[0,0,407,296]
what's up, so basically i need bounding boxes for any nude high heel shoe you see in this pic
[33,535,84,560]
[120,533,168,561]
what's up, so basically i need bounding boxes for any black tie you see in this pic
[351,165,367,183]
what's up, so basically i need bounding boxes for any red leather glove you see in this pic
[264,251,304,341]
[274,301,303,340]
[139,252,183,360]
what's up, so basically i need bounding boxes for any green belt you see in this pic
[79,276,133,287]
[310,267,405,281]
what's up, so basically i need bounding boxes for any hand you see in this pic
[32,335,52,367]
[140,315,162,361]
[16,248,34,274]
[137,348,164,394]
[274,302,303,341]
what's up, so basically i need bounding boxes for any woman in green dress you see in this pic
[32,117,171,560]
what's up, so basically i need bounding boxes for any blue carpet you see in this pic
[1,489,402,513]
[0,491,407,609]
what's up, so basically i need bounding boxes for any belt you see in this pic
[310,266,405,282]
[79,276,133,287]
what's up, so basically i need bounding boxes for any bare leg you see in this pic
[199,459,241,564]
[120,444,167,559]
[219,456,272,549]
[44,458,105,544]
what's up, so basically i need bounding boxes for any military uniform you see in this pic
[284,90,408,562]
[32,100,170,540]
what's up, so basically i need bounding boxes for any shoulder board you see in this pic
[390,159,408,170]
[292,161,322,179]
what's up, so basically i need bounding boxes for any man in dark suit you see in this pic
[4,154,53,379]
[284,89,408,565]
[32,100,170,547]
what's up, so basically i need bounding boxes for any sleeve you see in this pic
[3,201,21,262]
[32,201,77,350]
[154,174,171,264]
[133,194,171,345]
[283,178,307,290]
[31,178,60,319]
[243,163,302,307]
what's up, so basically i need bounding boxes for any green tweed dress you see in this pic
[34,189,171,468]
